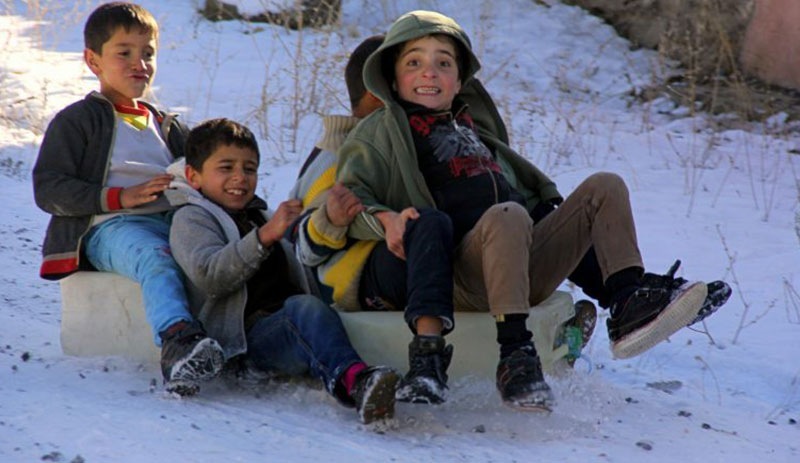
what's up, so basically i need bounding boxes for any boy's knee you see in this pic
[138,244,180,269]
[415,208,453,230]
[481,202,531,228]
[287,294,325,308]
[585,172,628,197]
[407,208,454,240]
[286,294,334,319]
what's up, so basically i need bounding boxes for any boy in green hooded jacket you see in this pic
[334,10,729,410]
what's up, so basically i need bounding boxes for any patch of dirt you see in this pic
[637,74,800,124]
[562,0,800,126]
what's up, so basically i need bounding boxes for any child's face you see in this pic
[84,26,157,107]
[186,144,259,211]
[394,35,461,112]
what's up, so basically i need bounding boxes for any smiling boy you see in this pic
[394,35,461,112]
[167,118,400,424]
[335,10,729,410]
[33,2,224,396]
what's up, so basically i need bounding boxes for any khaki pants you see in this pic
[453,172,643,316]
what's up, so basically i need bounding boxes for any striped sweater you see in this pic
[290,115,377,310]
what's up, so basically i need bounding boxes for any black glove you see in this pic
[531,197,562,223]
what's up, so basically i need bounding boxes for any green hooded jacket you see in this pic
[337,9,562,241]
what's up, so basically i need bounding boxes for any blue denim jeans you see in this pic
[245,294,363,401]
[84,213,192,346]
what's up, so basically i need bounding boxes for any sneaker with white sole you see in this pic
[640,260,731,326]
[608,279,707,359]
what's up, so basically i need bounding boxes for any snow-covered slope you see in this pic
[1,1,798,461]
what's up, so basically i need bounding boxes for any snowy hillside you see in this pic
[0,1,798,462]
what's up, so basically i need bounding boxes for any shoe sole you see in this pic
[502,387,555,413]
[564,299,597,366]
[573,299,598,346]
[503,398,553,413]
[359,370,401,424]
[688,281,731,326]
[395,393,444,404]
[164,379,201,397]
[165,338,225,395]
[611,282,707,359]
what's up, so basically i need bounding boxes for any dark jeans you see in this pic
[245,294,362,402]
[358,208,455,335]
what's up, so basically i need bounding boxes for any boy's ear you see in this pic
[83,49,101,76]
[185,164,202,190]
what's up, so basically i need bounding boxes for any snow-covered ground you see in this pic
[1,1,798,462]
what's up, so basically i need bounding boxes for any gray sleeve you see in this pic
[170,205,267,299]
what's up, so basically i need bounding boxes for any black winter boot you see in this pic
[496,343,554,412]
[160,320,225,396]
[395,335,453,404]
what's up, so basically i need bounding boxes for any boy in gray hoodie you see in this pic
[168,118,399,424]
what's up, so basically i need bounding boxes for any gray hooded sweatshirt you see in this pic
[166,161,310,359]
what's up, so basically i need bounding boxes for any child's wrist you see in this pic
[106,187,124,211]
[255,234,274,257]
[373,210,395,226]
[257,227,279,248]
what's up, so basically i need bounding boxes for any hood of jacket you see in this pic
[164,157,205,207]
[363,10,481,106]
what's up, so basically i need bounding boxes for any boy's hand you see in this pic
[375,207,419,260]
[119,174,174,209]
[326,183,365,227]
[258,199,303,247]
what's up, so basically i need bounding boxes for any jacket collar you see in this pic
[398,96,469,119]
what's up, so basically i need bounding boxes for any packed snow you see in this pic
[0,0,798,462]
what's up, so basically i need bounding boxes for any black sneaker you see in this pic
[496,344,554,412]
[608,272,707,359]
[395,335,453,404]
[351,366,400,424]
[160,320,225,396]
[641,260,731,326]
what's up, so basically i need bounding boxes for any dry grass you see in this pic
[565,0,800,127]
[200,0,342,30]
